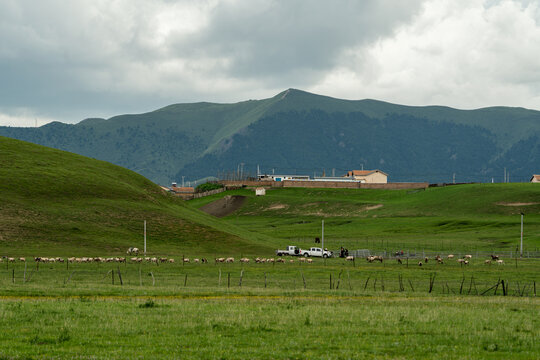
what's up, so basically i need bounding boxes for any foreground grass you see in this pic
[0,260,538,359]
[0,296,537,359]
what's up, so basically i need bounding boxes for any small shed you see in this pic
[255,187,266,196]
[531,175,540,183]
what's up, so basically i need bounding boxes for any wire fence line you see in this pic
[344,249,540,259]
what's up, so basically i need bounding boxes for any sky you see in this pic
[1,0,540,127]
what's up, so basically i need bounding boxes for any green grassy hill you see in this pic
[0,136,272,257]
[189,185,540,253]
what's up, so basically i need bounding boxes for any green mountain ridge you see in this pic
[1,89,539,184]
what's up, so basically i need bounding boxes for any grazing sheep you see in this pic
[159,258,168,263]
[457,259,465,264]
[183,258,190,263]
[168,259,175,263]
[345,256,354,261]
[201,258,208,263]
[240,258,250,263]
[464,255,472,259]
[299,257,306,263]
[496,259,504,265]
[193,258,200,263]
[127,247,139,255]
[424,257,429,263]
[437,259,444,264]
[484,259,492,265]
[215,258,225,263]
[276,258,285,263]
[19,257,26,262]
[306,259,313,263]
[289,259,294,263]
[8,257,16,263]
[225,257,235,263]
[418,261,422,267]
[464,260,469,265]
[447,254,454,259]
[396,258,402,264]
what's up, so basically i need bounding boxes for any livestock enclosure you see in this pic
[0,257,538,359]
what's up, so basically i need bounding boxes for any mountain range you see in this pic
[1,89,539,184]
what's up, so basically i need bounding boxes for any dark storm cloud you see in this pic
[0,0,423,125]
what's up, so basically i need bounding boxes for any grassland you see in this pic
[2,137,540,358]
[0,136,272,257]
[0,259,538,359]
[189,185,540,253]
[1,296,538,359]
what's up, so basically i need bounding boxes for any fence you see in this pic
[342,249,540,259]
[178,188,225,200]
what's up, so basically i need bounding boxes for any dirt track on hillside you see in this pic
[200,195,246,218]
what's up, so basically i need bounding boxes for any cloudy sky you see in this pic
[1,0,540,126]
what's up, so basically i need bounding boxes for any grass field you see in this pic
[0,259,538,359]
[1,296,538,359]
[0,136,273,257]
[189,186,540,253]
[2,137,540,358]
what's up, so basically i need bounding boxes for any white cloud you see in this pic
[312,0,540,109]
[0,109,58,127]
[1,0,539,127]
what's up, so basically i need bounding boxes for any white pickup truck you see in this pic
[275,245,301,256]
[302,247,333,258]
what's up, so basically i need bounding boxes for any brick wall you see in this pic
[218,180,428,190]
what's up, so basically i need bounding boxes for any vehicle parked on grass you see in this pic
[276,245,301,256]
[302,247,333,258]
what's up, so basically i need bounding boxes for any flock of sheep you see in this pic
[1,252,506,267]
[360,253,505,266]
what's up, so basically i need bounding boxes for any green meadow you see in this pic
[1,137,540,359]
[0,259,539,359]
[189,185,540,253]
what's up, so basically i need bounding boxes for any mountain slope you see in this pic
[1,89,540,184]
[0,136,272,256]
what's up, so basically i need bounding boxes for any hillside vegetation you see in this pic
[1,89,540,184]
[190,185,540,252]
[0,136,272,256]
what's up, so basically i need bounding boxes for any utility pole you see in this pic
[144,220,147,256]
[332,168,335,177]
[453,173,455,184]
[520,213,524,257]
[321,220,324,254]
[504,168,506,183]
[182,176,185,187]
[240,163,244,179]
